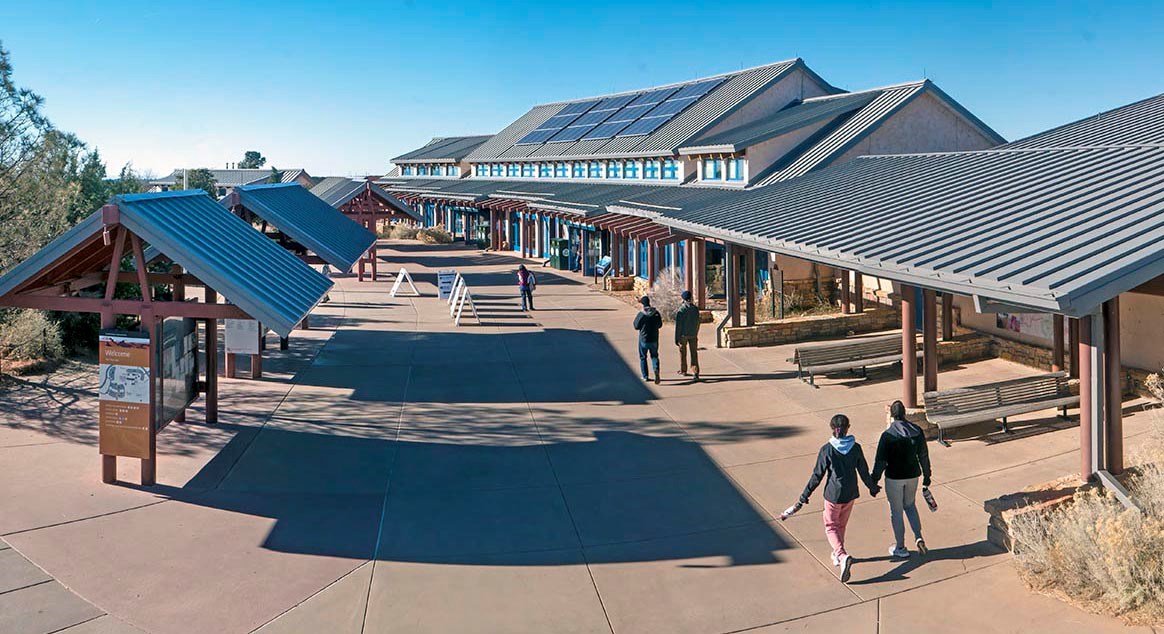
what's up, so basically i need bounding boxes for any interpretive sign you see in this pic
[390,267,420,297]
[156,317,198,429]
[98,330,152,459]
[437,270,457,299]
[225,319,260,355]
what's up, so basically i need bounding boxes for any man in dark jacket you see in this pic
[791,414,879,583]
[673,290,701,379]
[871,400,933,558]
[633,296,663,384]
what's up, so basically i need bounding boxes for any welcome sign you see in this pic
[97,330,152,459]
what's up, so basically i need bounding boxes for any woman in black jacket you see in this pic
[871,400,932,559]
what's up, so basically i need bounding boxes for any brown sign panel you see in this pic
[98,331,152,459]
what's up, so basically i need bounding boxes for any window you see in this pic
[539,163,551,178]
[608,161,622,179]
[624,160,640,179]
[491,163,503,177]
[572,162,586,178]
[475,164,487,177]
[507,163,520,177]
[662,159,679,180]
[727,158,744,181]
[588,161,603,178]
[521,163,534,178]
[418,165,429,176]
[448,165,460,177]
[402,165,414,176]
[702,158,722,181]
[643,160,660,179]
[554,162,568,178]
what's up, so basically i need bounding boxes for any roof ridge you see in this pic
[802,79,928,102]
[857,143,1164,160]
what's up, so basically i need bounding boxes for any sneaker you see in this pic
[654,373,661,385]
[839,555,853,583]
[642,376,651,382]
[888,545,910,558]
[830,552,839,567]
[916,538,928,556]
[678,370,688,376]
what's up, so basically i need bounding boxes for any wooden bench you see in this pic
[790,334,921,387]
[924,372,1078,446]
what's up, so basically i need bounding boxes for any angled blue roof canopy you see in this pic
[0,190,332,337]
[227,183,376,271]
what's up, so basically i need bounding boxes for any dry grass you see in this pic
[1008,373,1164,625]
[388,223,419,240]
[417,227,453,244]
[0,309,64,366]
[755,287,836,322]
[648,267,684,323]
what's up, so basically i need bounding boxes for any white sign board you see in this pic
[224,319,261,355]
[390,268,420,297]
[437,270,457,300]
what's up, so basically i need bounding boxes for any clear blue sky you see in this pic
[4,1,1162,177]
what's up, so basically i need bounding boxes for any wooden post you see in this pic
[853,272,864,312]
[923,288,938,394]
[941,293,954,340]
[840,270,851,314]
[225,351,237,378]
[901,284,917,408]
[647,239,656,286]
[745,247,756,327]
[141,308,157,486]
[1068,317,1080,379]
[1079,314,1094,481]
[1104,298,1123,475]
[728,245,741,328]
[204,288,219,425]
[1052,313,1065,372]
[684,240,693,294]
[697,240,706,309]
[171,264,187,423]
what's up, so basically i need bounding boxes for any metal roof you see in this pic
[656,145,1164,316]
[0,190,331,336]
[1002,93,1164,148]
[466,59,834,163]
[150,168,307,187]
[230,183,376,271]
[392,135,494,163]
[309,177,420,220]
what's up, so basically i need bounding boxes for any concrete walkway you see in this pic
[0,241,1157,633]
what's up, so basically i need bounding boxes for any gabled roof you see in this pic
[656,145,1164,316]
[466,59,836,163]
[150,168,308,187]
[229,183,376,271]
[0,190,332,336]
[392,135,493,163]
[309,177,421,221]
[385,178,680,218]
[1002,93,1164,148]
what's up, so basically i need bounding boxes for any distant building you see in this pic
[148,168,312,198]
[386,135,491,180]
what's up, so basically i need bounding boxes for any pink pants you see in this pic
[823,500,855,559]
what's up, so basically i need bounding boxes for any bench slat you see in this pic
[924,372,1075,431]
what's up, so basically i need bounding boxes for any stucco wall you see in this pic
[1119,292,1164,371]
[744,117,835,179]
[832,91,998,165]
[700,68,834,139]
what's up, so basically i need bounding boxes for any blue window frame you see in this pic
[608,161,622,179]
[643,160,660,179]
[539,163,552,178]
[554,162,568,178]
[448,165,460,177]
[588,161,603,178]
[727,158,744,182]
[572,162,585,178]
[703,158,722,181]
[475,164,487,177]
[490,163,503,177]
[507,163,520,178]
[624,161,639,179]
[662,159,678,180]
[402,165,414,176]
[417,165,429,176]
[521,163,534,178]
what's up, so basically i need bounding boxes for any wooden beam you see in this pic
[1,294,250,319]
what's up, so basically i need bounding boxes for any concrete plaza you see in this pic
[0,241,1157,634]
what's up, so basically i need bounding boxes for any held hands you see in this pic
[869,484,881,497]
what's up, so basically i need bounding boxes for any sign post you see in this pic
[224,319,261,379]
[98,330,153,483]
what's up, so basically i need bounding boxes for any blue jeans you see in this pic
[519,286,533,310]
[639,341,659,379]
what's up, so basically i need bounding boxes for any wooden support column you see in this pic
[1104,298,1123,475]
[728,245,741,328]
[923,288,938,394]
[745,247,756,327]
[840,270,851,314]
[171,265,187,423]
[684,240,693,293]
[901,284,918,408]
[1052,313,1066,372]
[204,288,219,425]
[853,272,864,312]
[647,239,657,286]
[1068,318,1080,379]
[941,293,954,341]
[1078,314,1094,481]
[696,240,707,309]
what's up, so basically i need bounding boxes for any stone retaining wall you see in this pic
[720,308,900,348]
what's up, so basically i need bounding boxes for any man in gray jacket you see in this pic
[674,290,701,380]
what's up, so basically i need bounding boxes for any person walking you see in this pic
[633,296,663,384]
[517,264,536,311]
[871,400,932,558]
[782,414,879,583]
[674,290,701,380]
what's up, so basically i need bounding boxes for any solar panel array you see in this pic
[515,77,725,146]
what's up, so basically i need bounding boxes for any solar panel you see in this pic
[608,104,654,123]
[539,114,580,129]
[594,94,637,110]
[582,120,633,140]
[548,124,598,143]
[670,77,725,100]
[644,97,698,117]
[572,110,615,126]
[516,129,559,144]
[629,87,678,106]
[558,100,600,116]
[617,115,672,137]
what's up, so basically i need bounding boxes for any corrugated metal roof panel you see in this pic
[310,178,420,220]
[659,145,1164,315]
[231,183,376,271]
[1002,93,1164,148]
[392,135,493,162]
[467,105,561,162]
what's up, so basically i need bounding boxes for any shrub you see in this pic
[1007,372,1164,625]
[417,227,453,244]
[0,309,65,363]
[648,267,684,323]
[389,223,419,240]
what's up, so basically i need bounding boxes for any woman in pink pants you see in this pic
[784,414,879,583]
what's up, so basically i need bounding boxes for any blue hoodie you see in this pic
[800,435,877,505]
